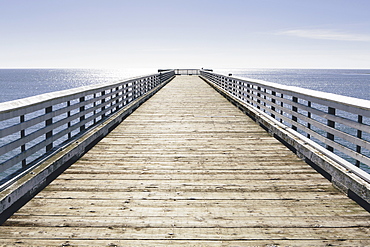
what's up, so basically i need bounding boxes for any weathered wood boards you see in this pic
[0,76,369,246]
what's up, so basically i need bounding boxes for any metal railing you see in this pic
[0,70,175,183]
[200,70,370,172]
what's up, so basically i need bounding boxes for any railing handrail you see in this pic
[204,72,370,114]
[0,73,169,117]
[200,70,370,170]
[239,75,370,112]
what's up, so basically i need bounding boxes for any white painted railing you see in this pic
[200,70,370,171]
[0,70,175,181]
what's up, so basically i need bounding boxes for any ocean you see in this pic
[215,68,370,101]
[0,68,157,103]
[1,69,369,103]
[0,68,369,176]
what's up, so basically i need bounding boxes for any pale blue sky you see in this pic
[1,0,369,69]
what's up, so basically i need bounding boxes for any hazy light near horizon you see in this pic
[278,29,370,42]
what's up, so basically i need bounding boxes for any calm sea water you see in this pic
[214,68,370,100]
[0,68,369,178]
[1,68,369,102]
[0,68,157,103]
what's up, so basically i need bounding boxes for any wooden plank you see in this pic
[1,240,370,247]
[1,226,370,240]
[13,200,367,217]
[1,75,369,245]
[5,215,370,228]
[56,173,323,180]
[31,191,351,200]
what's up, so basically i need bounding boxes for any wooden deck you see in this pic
[1,76,370,246]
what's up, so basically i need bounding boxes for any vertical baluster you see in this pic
[241,81,246,101]
[79,97,85,132]
[67,101,71,139]
[238,80,243,99]
[134,80,138,99]
[45,106,53,152]
[326,107,336,152]
[119,85,123,108]
[115,86,119,112]
[139,79,142,97]
[140,79,144,96]
[356,115,363,167]
[292,97,298,131]
[307,101,312,139]
[93,94,97,125]
[251,85,255,107]
[101,90,106,117]
[271,91,276,119]
[280,93,284,123]
[123,83,128,106]
[246,84,250,104]
[20,115,26,167]
[263,88,267,113]
[143,78,146,94]
[233,79,237,96]
[257,86,261,109]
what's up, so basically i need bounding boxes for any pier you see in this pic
[1,70,370,245]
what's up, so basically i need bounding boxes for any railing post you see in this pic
[271,91,276,119]
[326,107,336,152]
[246,84,250,104]
[115,86,119,112]
[67,101,71,139]
[134,80,138,99]
[356,115,363,167]
[123,83,128,106]
[45,106,53,152]
[159,72,163,84]
[257,86,261,109]
[263,88,267,112]
[280,94,284,123]
[307,101,312,139]
[101,90,106,117]
[20,115,26,167]
[238,80,243,100]
[232,79,236,96]
[140,79,144,96]
[93,95,97,125]
[79,97,85,132]
[292,97,298,131]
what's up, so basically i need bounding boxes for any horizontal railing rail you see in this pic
[0,70,175,184]
[175,69,200,75]
[200,70,370,173]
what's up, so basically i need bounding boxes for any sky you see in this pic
[0,0,369,69]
